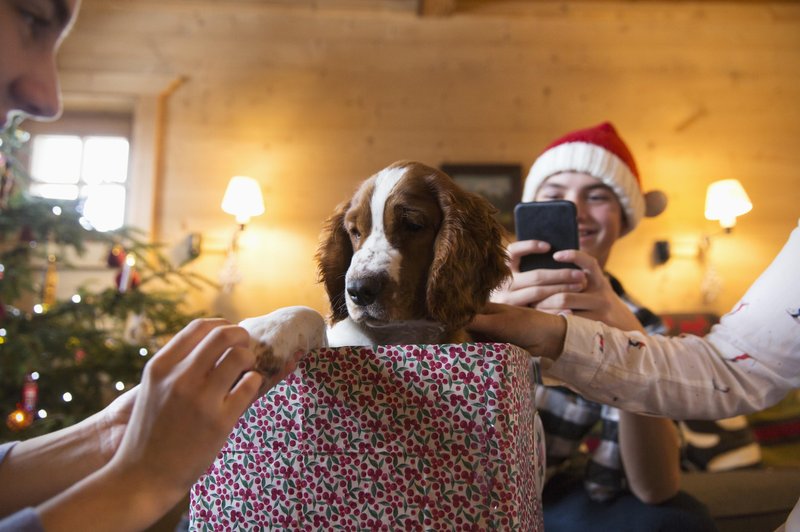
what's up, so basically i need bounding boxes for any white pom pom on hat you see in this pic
[522,121,667,235]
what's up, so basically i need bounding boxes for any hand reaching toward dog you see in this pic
[23,318,300,532]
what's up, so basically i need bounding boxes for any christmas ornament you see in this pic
[22,374,38,411]
[124,312,154,345]
[42,254,58,309]
[18,225,35,245]
[107,244,126,268]
[67,337,86,364]
[116,254,140,293]
[6,374,38,431]
[115,268,141,293]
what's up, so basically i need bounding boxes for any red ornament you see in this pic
[18,226,34,244]
[22,376,38,411]
[115,268,141,292]
[107,244,126,268]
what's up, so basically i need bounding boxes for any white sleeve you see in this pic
[545,222,800,420]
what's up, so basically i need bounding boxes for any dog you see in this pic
[240,160,510,377]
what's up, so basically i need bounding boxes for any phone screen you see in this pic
[514,200,580,271]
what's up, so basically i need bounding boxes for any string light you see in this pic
[37,409,47,419]
[115,381,125,391]
[139,347,149,357]
[62,392,73,402]
[71,294,81,303]
[52,206,61,216]
[33,304,44,314]
[30,372,39,381]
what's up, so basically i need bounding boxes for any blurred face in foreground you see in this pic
[0,0,79,127]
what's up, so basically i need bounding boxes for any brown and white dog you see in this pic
[241,161,510,375]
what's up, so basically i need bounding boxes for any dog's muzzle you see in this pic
[346,274,387,307]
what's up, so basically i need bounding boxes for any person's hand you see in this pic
[469,302,567,360]
[91,386,139,466]
[491,239,587,309]
[104,318,286,500]
[539,249,643,331]
[37,318,301,531]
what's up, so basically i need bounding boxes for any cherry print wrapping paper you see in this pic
[190,343,545,531]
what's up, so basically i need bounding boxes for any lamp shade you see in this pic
[221,176,265,224]
[704,179,752,229]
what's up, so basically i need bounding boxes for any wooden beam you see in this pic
[418,0,456,17]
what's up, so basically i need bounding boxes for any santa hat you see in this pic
[522,122,667,234]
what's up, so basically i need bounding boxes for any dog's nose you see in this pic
[346,276,384,307]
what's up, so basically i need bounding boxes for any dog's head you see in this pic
[316,161,510,337]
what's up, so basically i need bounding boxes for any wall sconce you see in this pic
[221,176,266,230]
[704,179,752,233]
[652,179,752,266]
[219,176,265,292]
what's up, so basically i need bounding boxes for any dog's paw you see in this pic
[239,306,327,378]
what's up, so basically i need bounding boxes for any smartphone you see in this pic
[514,200,580,271]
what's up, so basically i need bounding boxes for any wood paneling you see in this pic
[54,0,800,319]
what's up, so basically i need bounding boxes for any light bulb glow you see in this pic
[221,176,265,225]
[704,179,752,229]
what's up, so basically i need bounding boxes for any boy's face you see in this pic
[0,0,79,127]
[534,171,624,268]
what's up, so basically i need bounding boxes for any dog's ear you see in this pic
[426,173,511,331]
[315,199,353,323]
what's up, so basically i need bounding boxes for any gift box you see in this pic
[190,343,545,530]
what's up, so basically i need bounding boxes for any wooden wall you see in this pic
[55,0,800,321]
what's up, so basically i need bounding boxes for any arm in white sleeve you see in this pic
[546,222,800,420]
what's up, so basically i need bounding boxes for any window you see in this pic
[24,111,132,232]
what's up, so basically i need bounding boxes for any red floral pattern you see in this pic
[191,343,544,530]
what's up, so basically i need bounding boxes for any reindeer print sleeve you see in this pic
[545,222,800,420]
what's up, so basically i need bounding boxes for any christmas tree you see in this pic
[0,118,211,440]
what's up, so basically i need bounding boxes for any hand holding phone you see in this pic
[514,200,579,271]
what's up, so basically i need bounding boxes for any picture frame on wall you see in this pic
[440,163,523,232]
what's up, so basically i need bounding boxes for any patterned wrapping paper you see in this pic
[190,343,545,531]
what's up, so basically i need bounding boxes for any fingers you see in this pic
[468,309,509,339]
[183,324,251,376]
[499,271,585,307]
[208,345,261,398]
[553,249,601,275]
[506,240,549,273]
[225,371,263,417]
[470,302,522,330]
[151,318,232,368]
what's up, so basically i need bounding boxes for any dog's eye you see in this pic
[402,216,425,232]
[348,226,361,240]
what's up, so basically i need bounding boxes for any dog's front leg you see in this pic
[239,306,327,390]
